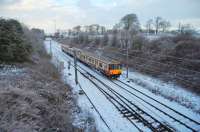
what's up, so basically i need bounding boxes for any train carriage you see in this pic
[62,45,122,78]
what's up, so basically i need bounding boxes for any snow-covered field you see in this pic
[44,39,200,132]
[120,71,200,113]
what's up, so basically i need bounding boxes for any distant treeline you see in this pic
[0,18,44,63]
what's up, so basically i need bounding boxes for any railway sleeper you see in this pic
[121,110,130,115]
[155,124,169,132]
[131,116,137,120]
[151,122,160,128]
[135,110,144,115]
[123,113,134,117]
[120,108,128,112]
[120,109,128,114]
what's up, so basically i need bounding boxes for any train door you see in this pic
[95,59,98,68]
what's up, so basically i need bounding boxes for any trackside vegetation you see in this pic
[0,18,32,62]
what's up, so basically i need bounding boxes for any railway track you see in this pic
[63,56,174,131]
[77,83,112,132]
[113,80,200,132]
[62,50,174,131]
[88,72,175,131]
[59,46,200,131]
[116,80,200,126]
[80,72,143,131]
[77,67,174,131]
[101,54,200,129]
[67,60,143,131]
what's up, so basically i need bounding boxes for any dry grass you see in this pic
[0,53,97,132]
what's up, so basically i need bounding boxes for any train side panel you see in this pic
[62,45,121,78]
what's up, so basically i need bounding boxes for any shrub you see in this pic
[172,40,200,59]
[0,18,32,62]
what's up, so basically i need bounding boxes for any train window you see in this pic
[117,64,122,69]
[92,59,94,63]
[109,64,121,69]
[109,64,114,70]
[119,64,122,69]
[99,63,102,67]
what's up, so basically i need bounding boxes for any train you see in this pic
[62,45,122,78]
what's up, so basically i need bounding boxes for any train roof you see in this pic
[80,49,120,64]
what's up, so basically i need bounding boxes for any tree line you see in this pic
[57,13,196,38]
[55,13,197,49]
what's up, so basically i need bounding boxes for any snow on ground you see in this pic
[120,70,200,113]
[0,65,25,76]
[44,39,200,132]
[63,53,200,131]
[44,40,140,132]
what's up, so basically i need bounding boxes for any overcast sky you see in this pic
[0,0,200,33]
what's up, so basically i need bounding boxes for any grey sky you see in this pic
[0,0,200,33]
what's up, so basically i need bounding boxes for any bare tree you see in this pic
[113,23,122,31]
[93,24,100,34]
[146,19,153,34]
[117,13,141,48]
[179,23,196,35]
[160,20,171,32]
[154,17,162,35]
[88,24,100,35]
[117,13,140,78]
[84,25,89,33]
[120,13,140,33]
[100,26,106,35]
[102,33,109,46]
[68,29,72,37]
[88,25,94,34]
[73,25,81,35]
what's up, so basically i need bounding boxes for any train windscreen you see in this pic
[109,64,122,70]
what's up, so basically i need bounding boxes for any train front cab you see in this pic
[107,64,122,78]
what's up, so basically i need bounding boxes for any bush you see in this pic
[172,40,200,59]
[131,35,146,50]
[0,18,32,62]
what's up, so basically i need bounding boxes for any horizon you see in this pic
[1,0,200,33]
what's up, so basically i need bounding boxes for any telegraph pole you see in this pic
[126,40,129,78]
[54,19,57,33]
[50,39,52,56]
[68,61,71,70]
[74,51,78,85]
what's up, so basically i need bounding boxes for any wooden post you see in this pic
[50,40,52,55]
[126,41,129,78]
[68,61,71,70]
[74,51,78,85]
